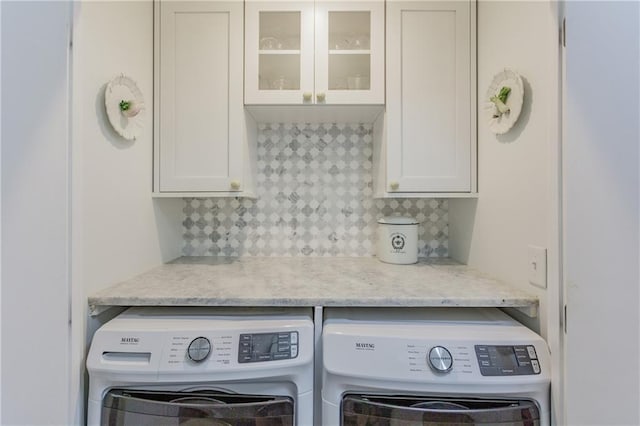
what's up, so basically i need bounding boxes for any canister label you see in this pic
[390,232,406,252]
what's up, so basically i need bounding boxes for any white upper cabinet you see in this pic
[244,1,315,104]
[245,0,385,105]
[315,1,385,104]
[155,0,253,195]
[378,0,476,195]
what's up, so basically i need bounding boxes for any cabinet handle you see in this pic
[230,180,241,190]
[389,181,399,191]
[303,92,312,102]
[316,92,326,103]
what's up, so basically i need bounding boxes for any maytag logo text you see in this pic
[355,342,375,351]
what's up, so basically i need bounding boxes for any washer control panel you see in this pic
[475,345,541,376]
[167,334,233,367]
[238,331,299,363]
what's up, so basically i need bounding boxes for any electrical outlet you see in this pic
[528,246,547,288]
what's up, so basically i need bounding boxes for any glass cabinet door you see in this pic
[245,1,315,104]
[314,1,384,104]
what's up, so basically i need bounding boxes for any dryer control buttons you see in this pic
[428,346,453,373]
[187,337,211,362]
[475,345,541,376]
[238,331,299,363]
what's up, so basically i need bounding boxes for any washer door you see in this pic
[342,395,540,425]
[101,390,293,426]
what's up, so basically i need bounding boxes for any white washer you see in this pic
[87,307,314,426]
[322,308,551,426]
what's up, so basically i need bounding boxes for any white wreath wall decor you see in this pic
[104,75,145,141]
[484,69,524,135]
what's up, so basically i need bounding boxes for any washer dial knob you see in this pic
[428,346,453,373]
[187,337,211,362]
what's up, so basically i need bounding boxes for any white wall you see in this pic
[449,0,559,336]
[1,3,4,420]
[1,2,73,424]
[563,2,639,424]
[70,1,183,422]
[448,0,562,420]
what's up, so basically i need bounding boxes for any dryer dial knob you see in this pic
[187,337,211,362]
[428,346,453,373]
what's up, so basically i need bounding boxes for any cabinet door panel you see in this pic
[387,1,472,192]
[245,1,315,104]
[315,1,385,104]
[159,1,243,192]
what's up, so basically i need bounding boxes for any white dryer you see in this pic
[87,307,314,426]
[322,308,551,426]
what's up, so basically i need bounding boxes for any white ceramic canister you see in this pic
[376,216,419,264]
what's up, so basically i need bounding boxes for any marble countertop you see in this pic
[88,257,539,317]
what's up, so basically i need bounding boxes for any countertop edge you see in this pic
[89,297,539,317]
[88,257,540,318]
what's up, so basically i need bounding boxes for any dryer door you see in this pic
[101,390,293,426]
[342,395,540,425]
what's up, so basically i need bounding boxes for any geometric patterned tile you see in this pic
[182,123,448,258]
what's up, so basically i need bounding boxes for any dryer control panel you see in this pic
[475,345,541,376]
[238,331,299,363]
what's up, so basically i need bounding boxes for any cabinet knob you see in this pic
[389,181,399,191]
[316,92,326,103]
[303,92,312,102]
[230,180,241,190]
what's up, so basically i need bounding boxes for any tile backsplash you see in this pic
[182,123,448,257]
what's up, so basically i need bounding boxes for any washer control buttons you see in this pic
[475,345,542,376]
[531,359,541,374]
[428,346,453,373]
[187,337,211,362]
[238,331,299,363]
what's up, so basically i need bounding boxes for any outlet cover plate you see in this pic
[528,246,547,289]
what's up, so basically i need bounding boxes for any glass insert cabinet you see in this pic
[245,1,385,105]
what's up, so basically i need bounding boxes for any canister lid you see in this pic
[377,216,419,225]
